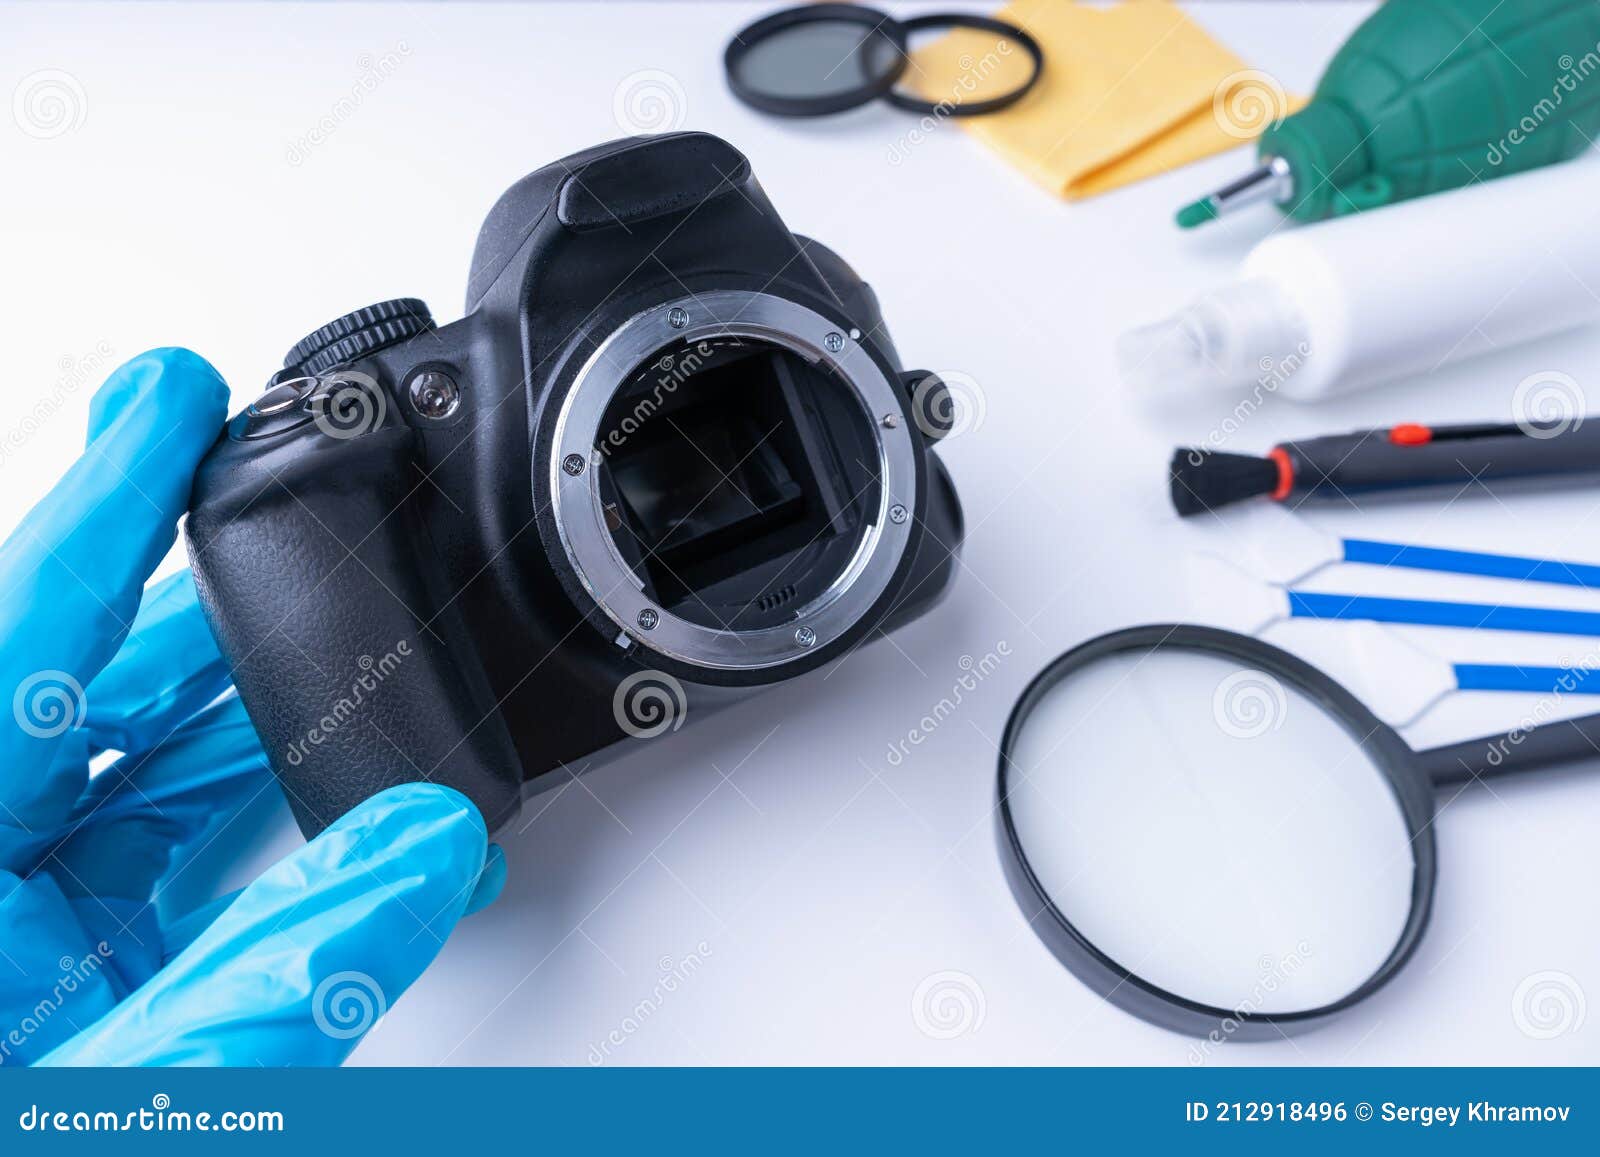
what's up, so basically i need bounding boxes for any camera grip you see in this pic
[186,418,521,838]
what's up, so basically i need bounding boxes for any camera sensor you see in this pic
[595,336,881,632]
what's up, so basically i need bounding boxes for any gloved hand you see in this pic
[0,348,505,1067]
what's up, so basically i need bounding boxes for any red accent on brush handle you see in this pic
[1268,447,1295,501]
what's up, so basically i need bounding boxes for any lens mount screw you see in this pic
[882,413,899,428]
[408,370,461,419]
[794,625,817,648]
[637,608,660,631]
[562,453,587,477]
[889,504,908,524]
[823,331,845,353]
[667,307,690,329]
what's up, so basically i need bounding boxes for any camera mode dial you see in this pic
[285,298,434,375]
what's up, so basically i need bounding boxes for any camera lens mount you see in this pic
[549,290,919,674]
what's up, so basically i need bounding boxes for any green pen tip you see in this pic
[1175,198,1219,229]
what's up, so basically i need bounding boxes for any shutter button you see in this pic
[248,374,320,417]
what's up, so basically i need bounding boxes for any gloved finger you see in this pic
[53,697,274,913]
[465,843,507,914]
[0,349,228,824]
[0,872,129,1065]
[0,730,88,875]
[38,783,491,1067]
[82,570,232,756]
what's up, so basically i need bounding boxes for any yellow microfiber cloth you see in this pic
[909,0,1305,199]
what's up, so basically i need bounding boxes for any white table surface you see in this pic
[3,1,1597,1066]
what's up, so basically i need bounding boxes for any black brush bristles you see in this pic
[1169,448,1281,517]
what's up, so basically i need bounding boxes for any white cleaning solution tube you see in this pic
[1119,158,1600,401]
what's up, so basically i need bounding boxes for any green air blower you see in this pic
[1178,0,1600,228]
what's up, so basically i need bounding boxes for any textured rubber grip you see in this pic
[186,413,521,838]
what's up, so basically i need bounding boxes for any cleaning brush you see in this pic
[1169,418,1600,518]
[1169,449,1281,517]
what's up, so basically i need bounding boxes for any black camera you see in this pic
[187,133,963,837]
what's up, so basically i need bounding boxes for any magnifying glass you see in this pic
[998,624,1597,1039]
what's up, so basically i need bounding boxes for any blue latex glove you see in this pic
[0,348,506,1067]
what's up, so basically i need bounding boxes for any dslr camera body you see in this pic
[187,132,963,837]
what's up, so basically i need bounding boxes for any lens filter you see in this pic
[725,5,1041,119]
[725,4,909,117]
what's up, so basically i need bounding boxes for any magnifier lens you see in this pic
[1005,646,1417,1016]
[728,13,906,106]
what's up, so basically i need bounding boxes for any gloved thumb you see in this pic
[38,783,495,1067]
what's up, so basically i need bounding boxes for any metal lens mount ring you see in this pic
[550,290,917,672]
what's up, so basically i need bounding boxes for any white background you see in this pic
[3,1,1597,1065]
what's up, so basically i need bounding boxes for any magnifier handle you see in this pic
[1419,709,1600,785]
